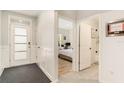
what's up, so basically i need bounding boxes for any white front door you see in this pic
[79,23,91,70]
[10,23,31,67]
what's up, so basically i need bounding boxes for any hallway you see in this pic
[58,63,98,83]
[0,64,51,83]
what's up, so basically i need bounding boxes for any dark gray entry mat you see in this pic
[0,63,51,83]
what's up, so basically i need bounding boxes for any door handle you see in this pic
[89,48,92,50]
[28,42,31,45]
[38,46,40,48]
[28,42,31,48]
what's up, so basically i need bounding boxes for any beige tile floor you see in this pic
[58,59,98,83]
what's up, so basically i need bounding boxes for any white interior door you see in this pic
[10,23,31,67]
[79,23,91,70]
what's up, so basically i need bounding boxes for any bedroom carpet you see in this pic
[58,63,98,83]
[0,63,51,83]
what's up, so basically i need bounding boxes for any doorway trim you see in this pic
[57,14,77,77]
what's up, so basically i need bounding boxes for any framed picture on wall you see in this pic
[107,20,124,37]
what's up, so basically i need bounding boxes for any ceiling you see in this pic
[10,10,42,17]
[10,10,109,18]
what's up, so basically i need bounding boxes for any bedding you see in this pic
[59,48,73,58]
[58,48,73,62]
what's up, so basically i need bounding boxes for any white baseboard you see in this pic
[51,79,58,83]
[0,67,4,77]
[36,63,56,82]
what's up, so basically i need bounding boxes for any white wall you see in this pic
[77,10,110,21]
[99,11,124,82]
[82,16,99,28]
[1,11,37,68]
[37,11,58,81]
[0,11,4,76]
[59,28,70,43]
[0,11,1,66]
[58,10,76,20]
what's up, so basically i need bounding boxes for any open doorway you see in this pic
[57,13,99,83]
[57,17,74,78]
[78,15,99,82]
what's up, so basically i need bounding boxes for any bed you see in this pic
[58,48,73,62]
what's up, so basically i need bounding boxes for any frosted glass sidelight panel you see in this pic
[15,36,27,43]
[15,52,26,60]
[15,27,27,35]
[15,44,26,51]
